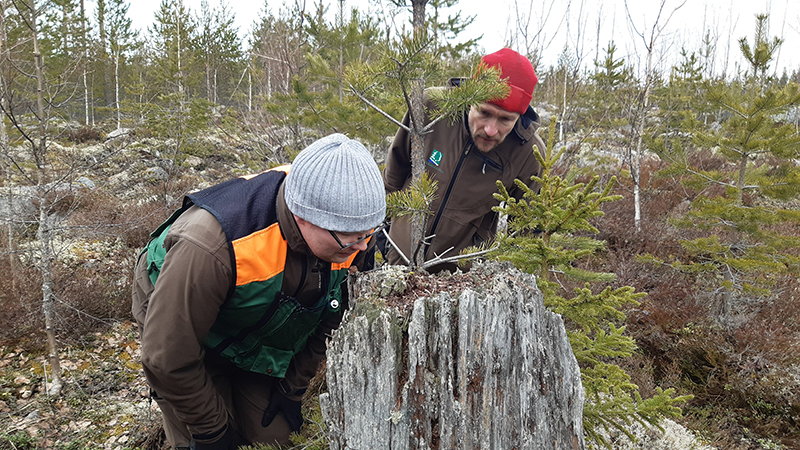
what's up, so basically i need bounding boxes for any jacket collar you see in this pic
[277,181,312,255]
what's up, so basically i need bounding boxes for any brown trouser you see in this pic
[132,251,293,449]
[148,361,293,448]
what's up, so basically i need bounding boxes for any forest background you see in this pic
[1,0,799,449]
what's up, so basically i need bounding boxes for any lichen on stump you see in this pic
[320,261,585,450]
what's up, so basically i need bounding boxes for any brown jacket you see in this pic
[131,182,345,439]
[383,94,546,272]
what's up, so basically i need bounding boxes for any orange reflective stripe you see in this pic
[331,234,373,270]
[232,223,287,286]
[332,251,358,271]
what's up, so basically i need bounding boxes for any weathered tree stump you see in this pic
[320,261,585,450]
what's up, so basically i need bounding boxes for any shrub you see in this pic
[64,126,104,144]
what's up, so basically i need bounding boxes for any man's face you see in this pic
[467,103,519,152]
[295,216,370,264]
[468,103,520,152]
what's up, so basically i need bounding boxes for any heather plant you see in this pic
[488,119,691,447]
[595,158,800,448]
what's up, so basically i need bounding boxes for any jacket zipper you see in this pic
[475,152,503,174]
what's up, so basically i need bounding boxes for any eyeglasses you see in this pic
[328,222,386,250]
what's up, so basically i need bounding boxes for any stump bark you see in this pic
[320,261,585,450]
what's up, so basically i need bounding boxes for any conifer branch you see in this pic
[347,83,408,131]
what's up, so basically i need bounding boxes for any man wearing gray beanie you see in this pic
[131,134,385,449]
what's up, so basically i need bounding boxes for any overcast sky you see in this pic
[124,0,800,77]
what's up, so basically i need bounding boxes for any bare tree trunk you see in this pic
[114,52,121,129]
[176,0,184,96]
[632,52,652,231]
[206,62,211,101]
[338,0,344,102]
[625,0,685,231]
[409,78,427,268]
[411,0,427,35]
[407,0,429,269]
[736,152,747,205]
[0,0,15,292]
[322,263,585,449]
[560,50,568,142]
[97,0,113,109]
[31,1,63,396]
[80,0,89,125]
[1,168,12,293]
[38,201,62,396]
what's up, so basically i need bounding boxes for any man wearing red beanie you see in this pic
[382,48,546,272]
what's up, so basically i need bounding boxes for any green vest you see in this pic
[144,168,352,378]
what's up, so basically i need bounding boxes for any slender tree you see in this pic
[150,0,197,96]
[78,0,88,124]
[95,0,114,111]
[0,0,14,291]
[105,0,136,129]
[507,0,565,69]
[624,0,685,230]
[6,0,67,396]
[195,0,241,104]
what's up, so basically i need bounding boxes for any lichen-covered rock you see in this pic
[321,261,585,450]
[599,419,716,450]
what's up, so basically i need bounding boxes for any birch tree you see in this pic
[78,0,88,124]
[105,0,136,129]
[508,0,566,69]
[150,0,197,97]
[2,0,68,396]
[1,1,132,398]
[624,0,685,230]
[95,0,114,111]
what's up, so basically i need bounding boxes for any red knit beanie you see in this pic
[481,48,538,115]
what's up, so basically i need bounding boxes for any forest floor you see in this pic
[0,320,722,450]
[0,321,164,450]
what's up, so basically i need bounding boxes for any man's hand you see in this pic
[261,389,303,432]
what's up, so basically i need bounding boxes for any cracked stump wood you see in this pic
[321,262,585,450]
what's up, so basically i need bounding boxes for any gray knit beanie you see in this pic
[284,133,386,232]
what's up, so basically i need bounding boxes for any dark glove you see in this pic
[190,422,239,450]
[261,389,303,432]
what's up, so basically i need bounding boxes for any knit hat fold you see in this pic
[284,133,386,232]
[481,48,538,115]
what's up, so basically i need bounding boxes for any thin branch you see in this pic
[420,243,501,271]
[382,227,410,265]
[348,83,408,131]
